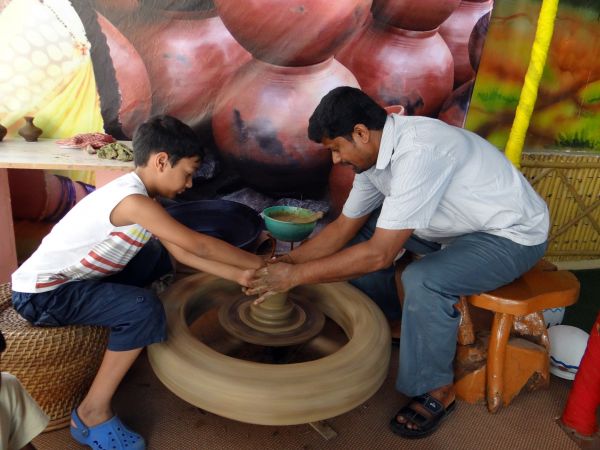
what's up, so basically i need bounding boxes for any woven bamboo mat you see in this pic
[33,348,581,450]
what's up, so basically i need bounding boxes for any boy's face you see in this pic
[158,155,201,198]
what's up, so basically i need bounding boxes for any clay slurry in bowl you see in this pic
[269,210,324,224]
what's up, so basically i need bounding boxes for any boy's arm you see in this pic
[111,194,262,270]
[161,240,255,286]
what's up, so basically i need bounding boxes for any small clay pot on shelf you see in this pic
[18,116,43,142]
[0,123,7,141]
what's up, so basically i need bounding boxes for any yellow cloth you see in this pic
[0,372,49,450]
[0,0,104,184]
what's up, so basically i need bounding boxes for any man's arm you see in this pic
[283,213,371,263]
[111,194,263,270]
[247,227,413,300]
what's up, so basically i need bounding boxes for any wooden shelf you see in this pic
[0,138,134,171]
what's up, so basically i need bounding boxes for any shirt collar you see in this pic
[376,115,396,170]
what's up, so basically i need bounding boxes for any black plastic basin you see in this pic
[165,200,263,251]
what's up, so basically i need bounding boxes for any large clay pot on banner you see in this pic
[328,164,356,218]
[437,79,475,128]
[212,58,359,196]
[371,0,460,31]
[439,0,494,87]
[468,12,492,73]
[214,0,372,66]
[126,8,251,131]
[337,24,454,116]
[96,13,152,139]
[93,0,139,24]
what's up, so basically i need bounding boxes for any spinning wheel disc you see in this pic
[148,273,391,425]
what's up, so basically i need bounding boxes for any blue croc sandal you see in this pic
[70,409,146,450]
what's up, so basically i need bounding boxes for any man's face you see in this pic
[322,133,376,174]
[160,155,201,198]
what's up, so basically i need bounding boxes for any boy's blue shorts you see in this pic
[12,239,173,351]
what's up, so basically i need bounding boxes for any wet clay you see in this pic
[269,211,323,224]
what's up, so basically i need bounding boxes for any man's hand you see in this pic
[244,263,296,304]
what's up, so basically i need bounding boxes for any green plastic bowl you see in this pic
[262,206,319,242]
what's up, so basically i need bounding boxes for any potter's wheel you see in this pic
[148,273,391,425]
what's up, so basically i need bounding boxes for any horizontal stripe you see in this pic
[89,250,126,269]
[110,231,145,247]
[81,257,115,275]
[35,278,67,289]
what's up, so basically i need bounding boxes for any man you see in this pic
[246,87,549,439]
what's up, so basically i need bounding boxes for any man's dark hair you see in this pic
[308,86,387,143]
[132,115,205,167]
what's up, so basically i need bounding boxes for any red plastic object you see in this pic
[561,311,600,436]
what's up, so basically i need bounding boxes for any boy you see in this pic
[0,330,49,450]
[11,115,264,450]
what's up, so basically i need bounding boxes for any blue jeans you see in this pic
[348,212,547,396]
[12,239,173,351]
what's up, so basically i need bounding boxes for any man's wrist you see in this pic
[288,264,302,289]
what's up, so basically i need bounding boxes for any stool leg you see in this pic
[487,312,514,413]
[456,296,475,346]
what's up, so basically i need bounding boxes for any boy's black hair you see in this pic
[308,86,387,143]
[132,115,205,167]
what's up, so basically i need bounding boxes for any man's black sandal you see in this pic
[389,393,456,439]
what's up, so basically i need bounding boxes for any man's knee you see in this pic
[401,263,428,292]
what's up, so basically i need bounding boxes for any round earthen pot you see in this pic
[212,57,359,196]
[468,12,492,73]
[127,8,251,131]
[371,0,460,31]
[96,13,152,138]
[437,79,475,128]
[337,24,454,116]
[214,0,372,66]
[328,164,355,218]
[93,0,139,24]
[439,0,494,87]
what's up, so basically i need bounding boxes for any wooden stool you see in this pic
[454,265,580,413]
[0,283,109,430]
